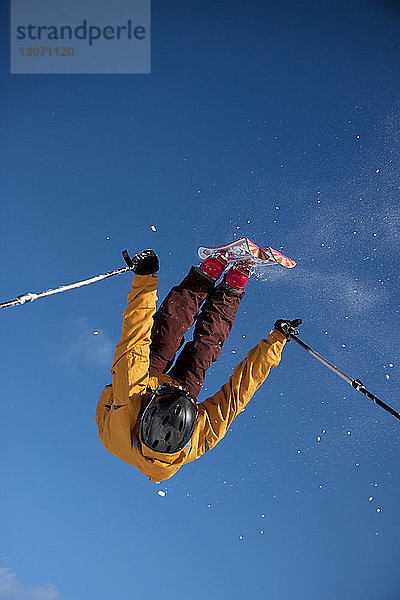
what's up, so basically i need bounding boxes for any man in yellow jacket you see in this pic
[96,246,301,482]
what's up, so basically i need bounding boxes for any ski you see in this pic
[198,237,296,268]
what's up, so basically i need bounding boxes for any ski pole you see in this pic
[0,250,135,310]
[291,335,400,422]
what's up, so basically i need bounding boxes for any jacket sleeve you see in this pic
[186,329,287,462]
[111,273,158,405]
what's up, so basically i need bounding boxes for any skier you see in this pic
[96,243,301,482]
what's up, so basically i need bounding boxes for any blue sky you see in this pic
[1,1,399,599]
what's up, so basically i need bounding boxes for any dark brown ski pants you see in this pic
[149,267,244,398]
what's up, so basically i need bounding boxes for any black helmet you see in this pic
[140,383,198,453]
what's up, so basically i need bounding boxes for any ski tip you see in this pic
[267,247,297,268]
[245,238,261,257]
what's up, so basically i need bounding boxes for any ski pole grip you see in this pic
[122,250,135,269]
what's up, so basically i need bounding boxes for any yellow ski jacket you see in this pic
[96,273,287,482]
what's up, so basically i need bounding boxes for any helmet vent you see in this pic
[166,445,171,453]
[165,430,172,441]
[162,415,170,426]
[152,439,159,448]
[179,420,184,431]
[175,405,181,415]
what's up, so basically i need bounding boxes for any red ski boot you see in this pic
[222,260,252,292]
[198,252,229,281]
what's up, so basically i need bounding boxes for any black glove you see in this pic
[274,318,302,340]
[132,250,159,275]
